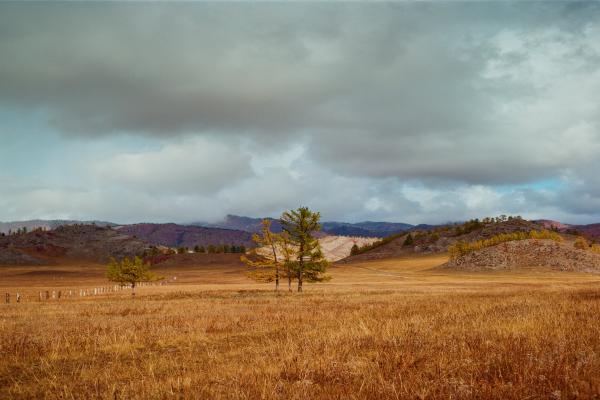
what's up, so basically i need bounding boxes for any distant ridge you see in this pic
[0,219,116,234]
[195,214,414,238]
[117,223,254,248]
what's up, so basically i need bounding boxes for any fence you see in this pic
[3,278,177,304]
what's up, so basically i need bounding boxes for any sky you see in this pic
[1,2,600,225]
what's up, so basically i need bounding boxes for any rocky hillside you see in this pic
[0,225,151,265]
[440,239,600,273]
[117,223,254,248]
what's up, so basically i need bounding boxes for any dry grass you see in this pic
[2,254,600,399]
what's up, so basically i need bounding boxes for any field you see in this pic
[2,254,600,399]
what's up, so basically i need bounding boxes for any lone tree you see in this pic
[350,243,360,256]
[281,207,329,292]
[242,219,283,291]
[106,256,160,296]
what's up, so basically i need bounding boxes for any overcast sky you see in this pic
[1,2,600,224]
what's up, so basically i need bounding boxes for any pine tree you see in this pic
[106,256,161,296]
[350,243,360,256]
[281,207,330,292]
[403,233,414,246]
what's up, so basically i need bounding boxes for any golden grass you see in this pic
[2,254,600,399]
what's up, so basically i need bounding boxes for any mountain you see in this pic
[196,215,414,237]
[117,223,254,248]
[0,219,116,234]
[197,215,283,233]
[0,224,150,265]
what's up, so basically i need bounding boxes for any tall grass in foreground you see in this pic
[449,230,563,260]
[1,286,600,399]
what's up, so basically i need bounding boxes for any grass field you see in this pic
[2,253,600,399]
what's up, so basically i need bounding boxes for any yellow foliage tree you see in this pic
[241,219,287,291]
[448,230,563,260]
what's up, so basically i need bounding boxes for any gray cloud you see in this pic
[2,2,600,222]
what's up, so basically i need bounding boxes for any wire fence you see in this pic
[3,278,178,304]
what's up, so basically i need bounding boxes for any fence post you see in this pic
[45,290,50,300]
[5,293,9,304]
[16,293,21,303]
[39,292,43,302]
[58,291,61,299]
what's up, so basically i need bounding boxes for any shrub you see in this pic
[574,237,589,250]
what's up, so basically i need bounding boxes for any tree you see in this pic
[242,219,283,291]
[278,231,296,292]
[350,243,360,256]
[106,256,161,296]
[193,245,201,253]
[403,233,414,246]
[281,207,329,292]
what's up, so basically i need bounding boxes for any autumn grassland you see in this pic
[2,253,600,399]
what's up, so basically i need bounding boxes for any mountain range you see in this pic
[196,214,416,237]
[2,216,599,251]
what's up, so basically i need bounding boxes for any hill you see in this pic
[440,239,600,272]
[117,223,254,248]
[535,220,600,240]
[0,219,116,234]
[0,225,150,265]
[342,217,543,262]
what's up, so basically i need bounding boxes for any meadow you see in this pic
[2,254,600,399]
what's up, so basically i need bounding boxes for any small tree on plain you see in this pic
[106,256,160,296]
[281,207,329,292]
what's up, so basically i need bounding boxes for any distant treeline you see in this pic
[184,244,246,254]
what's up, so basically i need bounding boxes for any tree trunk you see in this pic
[131,282,136,296]
[270,241,279,292]
[298,272,303,292]
[288,272,292,292]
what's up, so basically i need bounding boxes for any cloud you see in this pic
[2,2,600,223]
[92,137,252,195]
